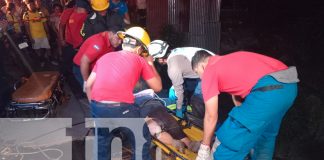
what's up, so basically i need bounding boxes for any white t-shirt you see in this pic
[166,47,214,108]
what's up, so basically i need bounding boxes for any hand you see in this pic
[172,140,185,153]
[196,144,211,160]
[123,18,130,24]
[188,141,201,153]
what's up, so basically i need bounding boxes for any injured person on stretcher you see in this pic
[145,105,201,153]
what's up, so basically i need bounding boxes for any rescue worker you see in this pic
[85,26,162,160]
[192,50,299,160]
[72,29,121,91]
[81,0,124,40]
[148,40,214,118]
[59,0,90,75]
[59,0,89,98]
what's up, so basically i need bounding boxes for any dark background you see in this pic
[155,0,324,159]
[218,0,324,159]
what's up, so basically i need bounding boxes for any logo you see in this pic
[93,45,100,51]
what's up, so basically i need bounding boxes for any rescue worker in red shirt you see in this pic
[72,28,121,91]
[192,50,299,160]
[86,26,162,160]
[59,0,89,78]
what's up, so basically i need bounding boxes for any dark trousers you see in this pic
[183,78,200,106]
[0,42,5,76]
[60,44,77,76]
[60,44,84,98]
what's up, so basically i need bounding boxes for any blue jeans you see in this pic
[134,95,158,160]
[90,101,152,160]
[214,75,298,160]
[72,64,83,87]
[183,78,200,106]
[194,80,203,96]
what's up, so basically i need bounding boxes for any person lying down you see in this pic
[145,106,201,153]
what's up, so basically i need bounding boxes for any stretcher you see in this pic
[152,105,203,160]
[134,90,204,159]
[166,104,203,129]
[6,71,64,119]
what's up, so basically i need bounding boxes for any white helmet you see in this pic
[148,40,169,59]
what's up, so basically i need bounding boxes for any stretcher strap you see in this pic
[152,137,190,160]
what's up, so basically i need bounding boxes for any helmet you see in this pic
[117,27,151,51]
[91,0,109,11]
[148,40,169,59]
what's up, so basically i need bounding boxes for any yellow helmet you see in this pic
[117,27,151,51]
[91,0,109,11]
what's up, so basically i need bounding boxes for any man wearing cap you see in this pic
[72,29,122,91]
[148,40,214,118]
[86,27,161,160]
[81,0,124,40]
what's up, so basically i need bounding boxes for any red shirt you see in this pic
[60,8,74,26]
[91,51,155,103]
[202,51,288,102]
[73,32,114,69]
[64,9,87,48]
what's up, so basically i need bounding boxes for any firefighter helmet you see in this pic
[91,0,109,11]
[148,40,169,59]
[117,26,151,51]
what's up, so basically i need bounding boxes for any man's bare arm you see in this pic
[202,96,219,146]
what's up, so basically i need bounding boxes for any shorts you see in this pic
[32,37,51,49]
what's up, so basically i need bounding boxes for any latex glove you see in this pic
[211,137,221,155]
[172,140,185,153]
[176,108,184,118]
[83,81,87,93]
[196,144,211,160]
[188,141,201,153]
[168,86,177,102]
[175,105,187,118]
